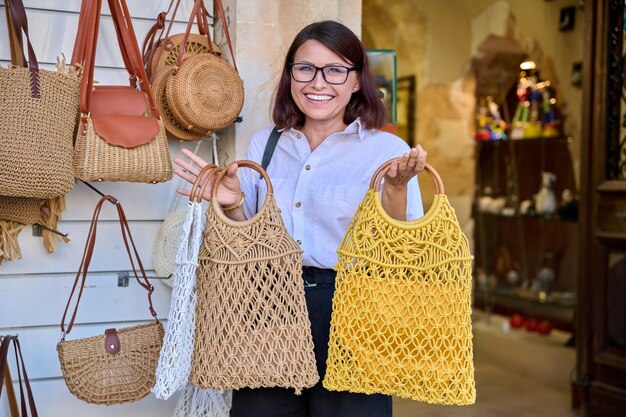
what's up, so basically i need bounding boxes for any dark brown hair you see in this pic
[272,20,387,130]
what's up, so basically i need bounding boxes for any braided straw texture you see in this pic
[192,193,319,393]
[151,33,215,78]
[0,196,41,224]
[0,66,79,198]
[173,385,232,417]
[153,202,204,398]
[152,206,189,283]
[74,118,173,182]
[57,321,164,405]
[152,66,202,141]
[166,53,243,133]
[324,191,476,405]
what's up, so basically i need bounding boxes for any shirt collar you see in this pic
[284,118,366,141]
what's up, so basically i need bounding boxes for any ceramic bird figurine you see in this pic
[536,172,557,217]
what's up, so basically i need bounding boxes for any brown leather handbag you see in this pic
[57,195,164,405]
[72,0,173,183]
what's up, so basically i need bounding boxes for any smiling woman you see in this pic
[173,20,428,417]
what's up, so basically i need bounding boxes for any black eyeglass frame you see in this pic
[289,63,361,85]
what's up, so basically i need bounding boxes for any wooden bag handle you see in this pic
[370,159,444,195]
[212,160,272,201]
[189,163,221,203]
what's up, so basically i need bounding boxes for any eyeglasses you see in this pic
[289,63,360,85]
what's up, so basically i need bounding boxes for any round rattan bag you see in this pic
[152,66,202,141]
[150,33,218,80]
[166,53,244,134]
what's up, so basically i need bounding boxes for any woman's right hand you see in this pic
[174,148,242,207]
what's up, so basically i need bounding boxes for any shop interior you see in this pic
[1,0,625,416]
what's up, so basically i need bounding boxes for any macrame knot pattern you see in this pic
[324,190,476,405]
[192,191,319,394]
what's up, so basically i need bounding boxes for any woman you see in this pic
[175,20,427,417]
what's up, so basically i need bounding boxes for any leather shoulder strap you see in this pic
[261,127,281,172]
[60,196,158,336]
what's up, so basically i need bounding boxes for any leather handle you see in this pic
[213,0,237,71]
[74,0,160,116]
[370,160,444,195]
[211,160,272,207]
[4,1,26,67]
[5,0,41,97]
[188,164,220,203]
[60,196,158,336]
[0,336,38,417]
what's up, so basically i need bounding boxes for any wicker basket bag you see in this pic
[192,160,319,393]
[166,0,243,134]
[0,0,80,199]
[72,0,172,183]
[57,195,164,405]
[323,160,476,405]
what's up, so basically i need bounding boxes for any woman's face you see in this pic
[290,40,360,128]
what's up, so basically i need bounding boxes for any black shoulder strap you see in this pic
[261,127,281,171]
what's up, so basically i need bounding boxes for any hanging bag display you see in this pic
[0,0,80,199]
[324,160,476,405]
[57,195,164,405]
[1,335,38,417]
[0,2,72,263]
[153,164,220,399]
[165,0,244,134]
[72,0,173,183]
[192,160,318,393]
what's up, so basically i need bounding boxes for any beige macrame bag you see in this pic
[192,160,319,394]
[324,160,476,405]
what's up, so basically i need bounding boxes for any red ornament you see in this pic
[509,313,526,329]
[537,320,553,335]
[525,319,539,332]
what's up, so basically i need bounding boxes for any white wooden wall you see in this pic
[0,1,215,415]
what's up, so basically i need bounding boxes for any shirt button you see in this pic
[295,201,302,208]
[296,133,302,138]
[296,239,302,245]
[305,164,311,170]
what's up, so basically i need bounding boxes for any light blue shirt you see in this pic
[239,118,424,269]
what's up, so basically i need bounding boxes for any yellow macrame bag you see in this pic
[323,160,476,405]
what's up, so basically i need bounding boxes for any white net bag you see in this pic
[152,164,219,399]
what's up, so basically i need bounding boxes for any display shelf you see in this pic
[473,288,575,331]
[474,211,578,223]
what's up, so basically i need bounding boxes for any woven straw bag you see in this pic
[192,160,319,393]
[152,66,203,141]
[142,0,215,80]
[153,164,220,399]
[0,0,80,199]
[323,160,476,405]
[173,385,232,417]
[72,0,172,183]
[166,0,243,134]
[57,195,164,405]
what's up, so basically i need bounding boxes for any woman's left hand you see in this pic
[384,145,428,187]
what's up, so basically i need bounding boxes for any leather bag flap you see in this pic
[91,114,160,148]
[91,87,149,116]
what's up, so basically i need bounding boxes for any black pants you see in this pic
[230,267,392,417]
